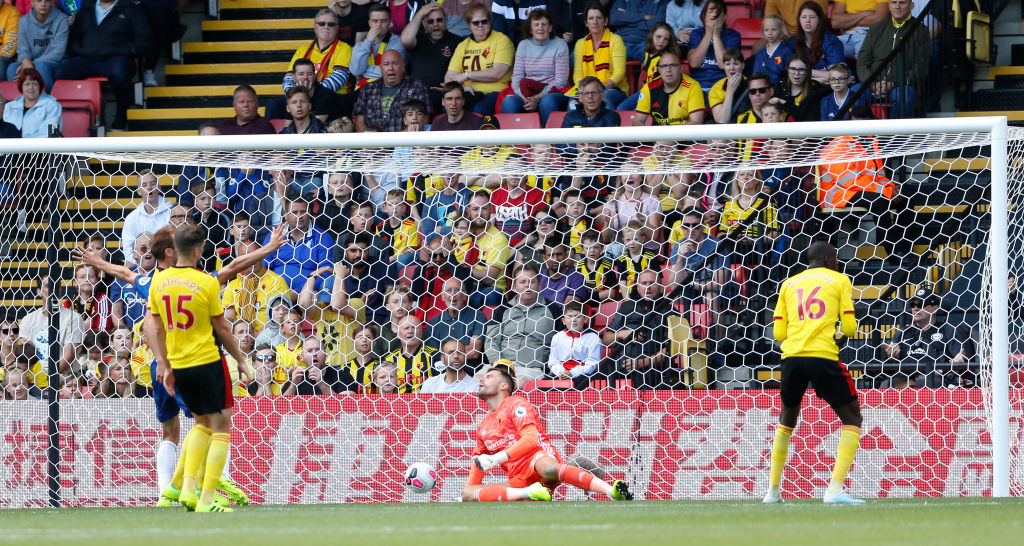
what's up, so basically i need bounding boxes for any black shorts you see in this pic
[780,356,858,410]
[173,358,233,416]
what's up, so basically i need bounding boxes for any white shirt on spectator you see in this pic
[120,195,172,265]
[20,307,86,363]
[547,329,602,378]
[419,372,480,393]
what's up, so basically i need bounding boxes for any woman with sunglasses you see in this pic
[787,1,843,85]
[572,2,628,111]
[772,54,827,122]
[444,2,515,115]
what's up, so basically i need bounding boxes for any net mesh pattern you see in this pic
[0,126,1019,506]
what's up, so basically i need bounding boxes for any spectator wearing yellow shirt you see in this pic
[273,307,306,386]
[222,241,294,333]
[345,326,379,391]
[719,170,780,300]
[375,188,421,278]
[297,261,366,367]
[444,2,514,115]
[0,317,44,391]
[459,119,513,192]
[448,190,511,306]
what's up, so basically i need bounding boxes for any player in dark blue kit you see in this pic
[74,223,286,506]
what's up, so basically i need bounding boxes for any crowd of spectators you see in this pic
[0,0,966,399]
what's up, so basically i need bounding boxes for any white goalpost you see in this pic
[0,116,1014,506]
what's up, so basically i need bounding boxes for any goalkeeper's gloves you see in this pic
[473,451,509,471]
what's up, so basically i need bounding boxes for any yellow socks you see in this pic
[828,425,861,494]
[170,428,196,490]
[767,425,794,495]
[181,425,212,494]
[199,433,231,506]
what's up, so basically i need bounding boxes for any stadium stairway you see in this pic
[117,0,323,136]
[954,0,1024,122]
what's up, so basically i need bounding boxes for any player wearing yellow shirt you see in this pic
[149,225,251,513]
[765,241,864,505]
[634,53,705,127]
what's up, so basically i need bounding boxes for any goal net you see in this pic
[0,118,1018,507]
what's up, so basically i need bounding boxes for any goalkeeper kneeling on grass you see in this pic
[462,360,633,502]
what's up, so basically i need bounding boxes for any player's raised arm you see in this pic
[216,223,287,284]
[72,245,138,285]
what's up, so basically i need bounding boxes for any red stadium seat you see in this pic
[0,80,20,101]
[51,80,103,125]
[616,110,652,126]
[60,108,92,138]
[494,112,541,129]
[626,59,641,95]
[725,2,753,27]
[545,111,567,128]
[269,118,289,132]
[522,380,574,391]
[733,18,763,50]
[593,300,621,331]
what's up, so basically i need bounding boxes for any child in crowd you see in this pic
[373,285,415,358]
[94,354,146,398]
[547,301,603,385]
[558,189,593,256]
[420,174,472,245]
[253,294,293,348]
[576,230,617,304]
[752,15,792,87]
[450,215,481,267]
[821,64,869,121]
[345,326,379,392]
[327,116,355,133]
[614,221,664,296]
[273,306,307,387]
[369,362,400,394]
[709,48,748,124]
[215,212,255,271]
[376,189,421,276]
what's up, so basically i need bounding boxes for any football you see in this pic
[403,462,438,494]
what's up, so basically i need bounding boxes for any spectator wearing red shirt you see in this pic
[489,156,547,246]
[62,264,113,333]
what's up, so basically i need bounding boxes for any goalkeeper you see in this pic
[764,241,864,504]
[462,360,633,502]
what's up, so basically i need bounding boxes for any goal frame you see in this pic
[6,115,1010,499]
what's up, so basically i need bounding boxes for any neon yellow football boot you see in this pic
[218,476,250,506]
[526,482,552,501]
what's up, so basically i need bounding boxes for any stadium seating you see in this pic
[617,110,653,126]
[269,118,289,132]
[51,80,104,126]
[545,111,567,129]
[733,18,763,50]
[60,108,93,138]
[725,2,754,26]
[0,80,19,100]
[494,112,541,129]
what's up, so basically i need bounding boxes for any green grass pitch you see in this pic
[3,498,1023,545]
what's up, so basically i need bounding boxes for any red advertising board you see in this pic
[0,389,1014,507]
